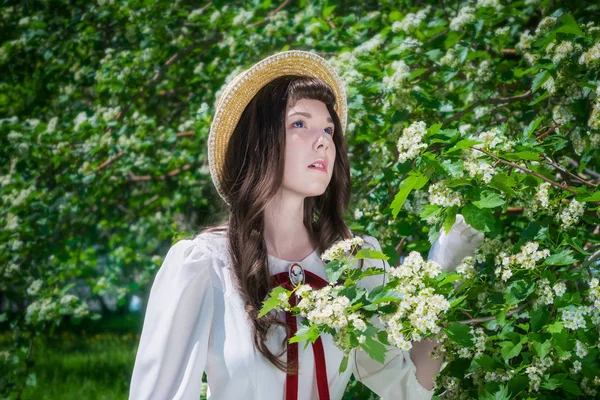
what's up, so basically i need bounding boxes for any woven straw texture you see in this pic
[208,50,347,205]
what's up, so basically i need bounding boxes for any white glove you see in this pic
[427,214,485,271]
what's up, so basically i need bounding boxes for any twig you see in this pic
[127,163,194,181]
[536,124,559,141]
[540,154,599,188]
[94,150,124,172]
[175,131,196,138]
[395,237,406,259]
[458,302,531,325]
[250,0,290,27]
[472,146,578,195]
[444,90,533,124]
[566,157,600,181]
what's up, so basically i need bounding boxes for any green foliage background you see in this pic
[1,0,600,398]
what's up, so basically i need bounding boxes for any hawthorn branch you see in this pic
[95,150,125,172]
[566,157,600,181]
[472,146,578,195]
[458,301,532,325]
[536,124,559,141]
[540,154,599,188]
[444,90,533,124]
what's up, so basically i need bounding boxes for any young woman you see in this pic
[129,50,483,400]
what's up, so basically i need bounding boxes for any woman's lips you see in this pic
[308,165,327,173]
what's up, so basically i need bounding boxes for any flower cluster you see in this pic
[391,7,430,33]
[381,252,449,349]
[526,355,555,391]
[428,181,463,207]
[484,369,515,383]
[449,6,475,31]
[382,60,411,92]
[579,41,600,65]
[494,242,550,281]
[556,198,585,229]
[462,149,496,183]
[546,40,582,64]
[456,327,486,359]
[295,284,357,330]
[475,237,513,263]
[534,279,566,306]
[561,305,589,330]
[396,121,428,163]
[321,237,364,262]
[455,256,476,279]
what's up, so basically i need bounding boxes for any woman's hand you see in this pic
[427,214,484,271]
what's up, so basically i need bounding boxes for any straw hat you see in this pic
[208,50,347,206]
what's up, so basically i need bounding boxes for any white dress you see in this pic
[129,231,436,400]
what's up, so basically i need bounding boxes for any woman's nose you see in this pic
[314,134,329,150]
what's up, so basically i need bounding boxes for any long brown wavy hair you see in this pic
[199,75,354,373]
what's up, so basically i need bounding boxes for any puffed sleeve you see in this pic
[129,238,215,400]
[352,235,434,400]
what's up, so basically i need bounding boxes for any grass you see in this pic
[0,313,377,399]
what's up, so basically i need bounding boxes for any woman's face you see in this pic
[280,97,336,199]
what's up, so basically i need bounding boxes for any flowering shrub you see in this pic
[1,0,599,398]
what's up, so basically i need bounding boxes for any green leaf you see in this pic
[473,192,505,209]
[322,5,336,17]
[556,14,584,36]
[445,138,481,154]
[354,248,389,261]
[419,204,442,221]
[523,116,545,137]
[289,324,320,344]
[546,321,563,333]
[26,373,37,387]
[581,190,600,202]
[531,70,550,93]
[360,335,387,364]
[443,206,459,234]
[480,385,510,400]
[500,340,523,361]
[530,306,550,331]
[562,379,582,395]
[528,91,550,106]
[505,280,535,306]
[325,260,346,282]
[462,204,495,233]
[445,323,474,347]
[258,286,289,318]
[391,172,428,218]
[367,288,403,304]
[543,249,577,266]
[338,354,349,373]
[533,340,551,358]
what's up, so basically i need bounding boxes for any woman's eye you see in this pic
[292,121,304,128]
[325,127,334,135]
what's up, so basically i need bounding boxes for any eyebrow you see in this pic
[287,111,333,124]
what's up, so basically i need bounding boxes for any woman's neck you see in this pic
[263,192,315,261]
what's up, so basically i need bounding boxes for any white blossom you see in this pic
[391,7,430,33]
[556,198,585,229]
[579,42,600,65]
[450,6,476,31]
[321,237,365,262]
[396,121,428,163]
[428,181,463,207]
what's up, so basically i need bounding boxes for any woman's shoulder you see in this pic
[191,230,230,267]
